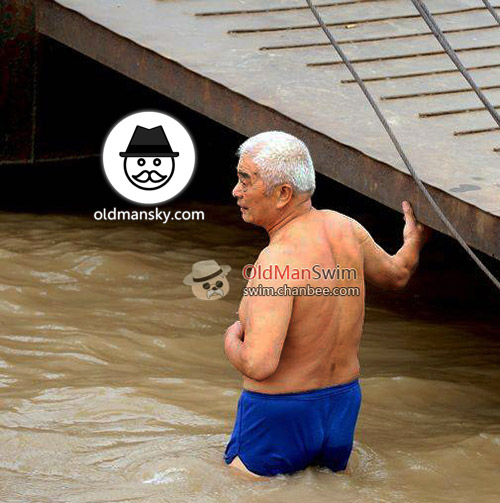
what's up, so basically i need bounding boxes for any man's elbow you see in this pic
[243,357,278,381]
[390,267,412,290]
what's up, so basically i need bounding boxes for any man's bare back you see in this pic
[239,208,365,394]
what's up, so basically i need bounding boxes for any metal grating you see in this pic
[216,0,500,154]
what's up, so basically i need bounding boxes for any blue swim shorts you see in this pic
[224,379,361,476]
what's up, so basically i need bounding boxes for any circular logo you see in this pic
[102,111,196,205]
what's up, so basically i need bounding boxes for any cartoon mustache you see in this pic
[207,288,224,299]
[132,170,168,183]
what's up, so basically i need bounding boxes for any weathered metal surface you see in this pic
[36,0,500,258]
[0,0,35,162]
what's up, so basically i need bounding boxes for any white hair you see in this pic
[237,131,316,196]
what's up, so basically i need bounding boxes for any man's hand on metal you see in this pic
[402,200,431,247]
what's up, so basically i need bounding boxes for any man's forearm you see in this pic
[224,332,274,381]
[391,238,422,286]
[224,333,248,375]
[390,200,429,287]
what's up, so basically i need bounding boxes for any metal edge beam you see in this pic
[36,0,500,260]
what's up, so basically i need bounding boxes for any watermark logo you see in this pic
[243,284,360,297]
[102,111,196,205]
[183,260,231,301]
[242,264,357,281]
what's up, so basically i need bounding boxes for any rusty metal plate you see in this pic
[36,0,500,258]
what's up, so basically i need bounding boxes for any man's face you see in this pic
[232,154,275,226]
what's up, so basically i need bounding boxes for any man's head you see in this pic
[232,131,315,226]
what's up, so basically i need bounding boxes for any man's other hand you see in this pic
[402,201,431,247]
[225,321,244,343]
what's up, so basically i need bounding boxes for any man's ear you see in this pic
[275,184,293,208]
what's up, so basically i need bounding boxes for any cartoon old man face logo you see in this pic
[183,260,231,301]
[120,125,179,191]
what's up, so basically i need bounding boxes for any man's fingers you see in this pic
[401,201,432,246]
[402,200,412,215]
[421,224,433,243]
[402,201,416,223]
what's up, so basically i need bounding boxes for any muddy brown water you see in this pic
[0,203,499,503]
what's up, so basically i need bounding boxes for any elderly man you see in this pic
[223,131,429,477]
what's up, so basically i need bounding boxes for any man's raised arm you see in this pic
[353,201,430,290]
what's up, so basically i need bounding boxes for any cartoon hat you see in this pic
[120,125,179,157]
[183,260,231,286]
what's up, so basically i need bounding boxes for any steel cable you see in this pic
[305,0,500,291]
[411,0,500,127]
[481,0,500,26]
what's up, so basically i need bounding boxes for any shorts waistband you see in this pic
[242,378,359,401]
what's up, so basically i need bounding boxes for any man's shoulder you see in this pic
[256,244,288,265]
[255,244,306,276]
[318,209,366,243]
[317,208,344,220]
[319,209,357,227]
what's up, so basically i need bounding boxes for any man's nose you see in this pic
[232,183,242,199]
